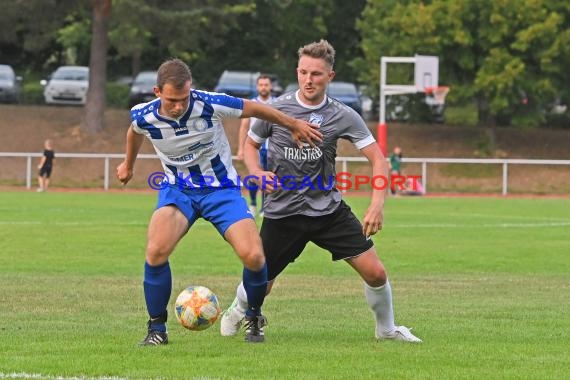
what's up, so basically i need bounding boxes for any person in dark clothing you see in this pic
[37,139,55,192]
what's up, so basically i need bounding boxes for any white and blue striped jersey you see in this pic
[130,90,244,188]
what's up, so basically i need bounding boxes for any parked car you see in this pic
[284,83,298,93]
[41,66,89,105]
[0,64,22,103]
[328,82,363,116]
[386,93,445,123]
[214,70,283,98]
[284,81,363,116]
[358,85,375,121]
[266,73,283,96]
[128,71,158,108]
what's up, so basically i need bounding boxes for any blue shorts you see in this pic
[156,185,253,235]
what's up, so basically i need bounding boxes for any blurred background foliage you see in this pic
[0,0,568,127]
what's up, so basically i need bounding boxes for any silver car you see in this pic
[41,66,89,105]
[0,64,22,103]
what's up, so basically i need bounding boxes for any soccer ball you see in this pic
[174,286,221,331]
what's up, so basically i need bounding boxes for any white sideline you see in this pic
[0,220,569,228]
[0,372,127,380]
[390,222,570,228]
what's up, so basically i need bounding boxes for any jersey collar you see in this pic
[295,90,328,110]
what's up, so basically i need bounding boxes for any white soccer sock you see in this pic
[364,280,396,336]
[236,281,248,313]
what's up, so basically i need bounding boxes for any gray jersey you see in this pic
[248,90,375,218]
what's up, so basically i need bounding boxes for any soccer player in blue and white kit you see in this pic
[221,40,422,343]
[116,58,321,345]
[237,74,274,216]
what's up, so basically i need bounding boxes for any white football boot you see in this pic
[220,297,245,336]
[377,326,422,343]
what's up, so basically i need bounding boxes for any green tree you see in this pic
[212,0,366,86]
[105,0,255,86]
[0,0,84,71]
[355,0,570,127]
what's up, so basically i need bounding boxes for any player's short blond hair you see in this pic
[297,39,335,69]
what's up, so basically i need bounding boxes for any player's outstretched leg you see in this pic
[224,219,269,342]
[349,248,422,343]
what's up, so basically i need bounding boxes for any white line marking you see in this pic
[0,220,212,227]
[388,222,570,228]
[394,211,570,222]
[0,372,128,380]
[1,220,568,229]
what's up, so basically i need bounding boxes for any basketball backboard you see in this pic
[414,55,439,91]
[378,54,442,156]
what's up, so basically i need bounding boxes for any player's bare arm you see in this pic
[241,99,322,148]
[360,143,388,237]
[116,126,145,185]
[243,136,278,193]
[237,117,250,160]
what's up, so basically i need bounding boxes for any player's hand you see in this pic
[236,149,244,161]
[116,161,134,185]
[362,205,384,238]
[251,170,279,193]
[290,119,322,148]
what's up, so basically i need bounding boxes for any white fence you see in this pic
[1,152,569,195]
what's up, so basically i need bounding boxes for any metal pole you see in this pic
[341,159,347,194]
[26,156,32,189]
[104,157,109,191]
[377,58,388,157]
[502,162,508,196]
[422,161,427,193]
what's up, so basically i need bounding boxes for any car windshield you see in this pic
[52,69,88,81]
[328,83,358,97]
[0,72,13,80]
[134,72,157,85]
[219,72,258,86]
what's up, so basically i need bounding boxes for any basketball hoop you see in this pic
[425,86,450,105]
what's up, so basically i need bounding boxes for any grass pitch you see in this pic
[0,191,568,379]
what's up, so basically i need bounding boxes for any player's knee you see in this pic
[145,241,171,265]
[365,265,387,287]
[241,247,265,271]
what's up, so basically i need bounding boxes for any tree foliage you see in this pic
[0,0,567,128]
[0,0,84,71]
[355,0,570,126]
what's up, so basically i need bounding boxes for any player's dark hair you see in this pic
[157,58,192,90]
[297,39,335,69]
[257,74,271,83]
